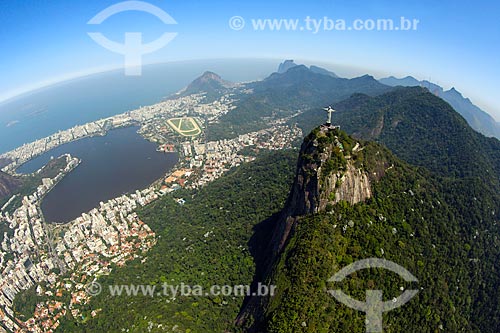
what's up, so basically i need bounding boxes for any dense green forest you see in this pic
[63,85,500,332]
[222,125,498,332]
[58,150,298,332]
[258,140,500,332]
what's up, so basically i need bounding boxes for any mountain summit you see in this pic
[237,126,391,329]
[379,75,500,138]
[276,60,338,78]
[269,126,373,253]
[238,123,500,332]
[177,71,232,100]
[277,60,298,73]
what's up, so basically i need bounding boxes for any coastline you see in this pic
[0,92,205,175]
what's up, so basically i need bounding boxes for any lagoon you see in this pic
[18,126,178,223]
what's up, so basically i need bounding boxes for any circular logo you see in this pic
[229,16,245,31]
[86,281,102,296]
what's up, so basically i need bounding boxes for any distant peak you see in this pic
[199,71,223,81]
[189,71,232,87]
[277,59,298,74]
[177,70,232,98]
[354,74,376,80]
[444,87,463,97]
[379,76,422,87]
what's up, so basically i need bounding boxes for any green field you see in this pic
[169,118,182,129]
[167,117,202,137]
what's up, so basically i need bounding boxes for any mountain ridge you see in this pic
[207,64,391,140]
[293,86,500,184]
[277,60,297,74]
[379,75,500,138]
[238,124,500,332]
[276,60,339,78]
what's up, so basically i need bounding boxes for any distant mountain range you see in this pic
[275,62,500,139]
[379,76,500,139]
[174,62,500,142]
[249,63,389,109]
[277,59,338,77]
[206,63,391,140]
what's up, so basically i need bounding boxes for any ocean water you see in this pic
[0,59,279,222]
[0,59,278,154]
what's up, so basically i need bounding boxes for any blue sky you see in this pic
[1,0,499,120]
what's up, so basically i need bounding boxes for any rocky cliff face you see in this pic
[272,125,372,253]
[321,163,372,207]
[277,59,297,74]
[237,126,380,328]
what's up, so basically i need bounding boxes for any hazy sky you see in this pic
[1,0,499,120]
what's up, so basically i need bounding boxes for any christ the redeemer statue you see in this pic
[323,106,335,125]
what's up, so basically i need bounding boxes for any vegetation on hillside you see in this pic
[0,156,69,216]
[58,150,297,332]
[207,66,390,141]
[293,87,500,184]
[260,146,500,332]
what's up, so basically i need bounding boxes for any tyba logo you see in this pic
[327,258,419,332]
[87,1,178,75]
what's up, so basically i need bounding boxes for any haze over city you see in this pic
[1,0,500,120]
